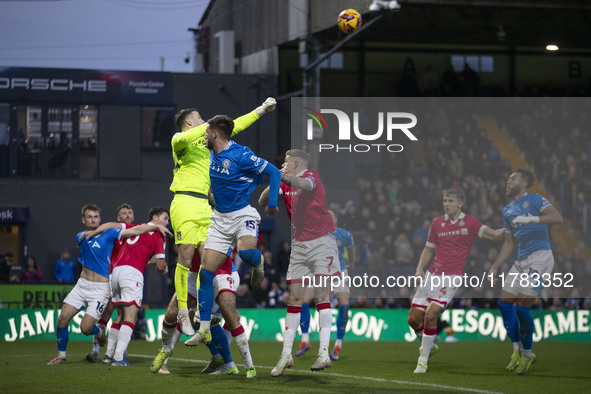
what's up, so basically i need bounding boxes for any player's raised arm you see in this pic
[260,162,281,216]
[512,204,563,225]
[82,221,124,240]
[280,172,314,191]
[121,223,172,239]
[231,97,277,137]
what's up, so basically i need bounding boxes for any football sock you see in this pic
[337,304,348,341]
[238,249,262,269]
[222,323,233,344]
[89,325,100,336]
[300,302,310,337]
[175,263,190,310]
[317,303,332,358]
[105,323,120,358]
[414,322,424,341]
[283,306,301,356]
[211,324,232,364]
[231,324,254,368]
[516,304,534,354]
[498,300,521,346]
[113,321,134,361]
[160,320,176,353]
[57,326,68,354]
[197,268,215,331]
[418,328,437,364]
[170,323,182,350]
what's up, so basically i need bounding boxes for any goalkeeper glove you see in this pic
[256,97,276,114]
[512,215,540,225]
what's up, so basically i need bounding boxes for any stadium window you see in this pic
[142,107,176,149]
[5,105,97,179]
[451,55,494,73]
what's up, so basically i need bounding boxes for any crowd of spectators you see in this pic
[231,101,591,311]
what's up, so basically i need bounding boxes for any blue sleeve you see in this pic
[239,147,267,174]
[345,230,354,247]
[532,194,551,214]
[76,231,84,246]
[502,208,511,231]
[261,162,281,209]
[105,228,122,243]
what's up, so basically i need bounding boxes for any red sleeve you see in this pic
[426,219,437,246]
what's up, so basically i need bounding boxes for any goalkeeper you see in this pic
[169,98,276,335]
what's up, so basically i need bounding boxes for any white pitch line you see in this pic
[131,354,505,394]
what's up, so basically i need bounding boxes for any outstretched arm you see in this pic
[481,227,505,241]
[261,162,281,216]
[280,173,314,191]
[121,224,172,239]
[231,97,277,137]
[82,222,124,240]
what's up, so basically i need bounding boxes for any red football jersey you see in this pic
[284,169,335,242]
[111,223,166,275]
[190,251,233,276]
[426,212,486,276]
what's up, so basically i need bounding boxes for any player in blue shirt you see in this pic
[48,203,170,365]
[184,114,281,379]
[488,168,563,375]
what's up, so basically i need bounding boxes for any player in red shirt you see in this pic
[86,203,135,363]
[259,149,339,376]
[408,189,503,373]
[101,207,170,366]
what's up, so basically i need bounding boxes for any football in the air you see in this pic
[337,9,362,34]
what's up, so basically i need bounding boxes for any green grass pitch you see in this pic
[2,340,590,393]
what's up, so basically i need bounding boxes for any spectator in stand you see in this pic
[0,252,14,282]
[54,248,76,284]
[21,255,43,283]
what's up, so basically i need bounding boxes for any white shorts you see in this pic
[63,278,110,320]
[503,249,555,297]
[205,206,260,255]
[287,233,340,283]
[331,269,350,295]
[411,273,460,310]
[111,265,144,308]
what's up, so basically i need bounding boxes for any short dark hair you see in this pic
[443,188,465,203]
[514,168,535,188]
[175,108,199,130]
[81,203,101,217]
[117,203,133,215]
[148,207,169,222]
[207,115,234,140]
